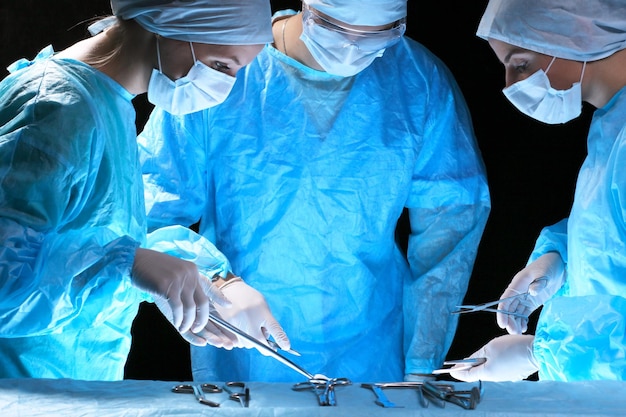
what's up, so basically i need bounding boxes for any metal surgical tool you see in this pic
[432,357,487,375]
[293,377,352,406]
[223,381,250,408]
[361,382,432,408]
[360,383,403,408]
[266,338,301,356]
[453,277,549,317]
[171,383,221,407]
[452,292,531,318]
[208,314,318,380]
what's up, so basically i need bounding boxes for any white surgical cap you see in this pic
[304,0,406,26]
[477,0,626,62]
[110,0,273,45]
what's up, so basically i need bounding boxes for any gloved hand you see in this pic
[131,248,234,347]
[211,274,291,354]
[449,334,538,382]
[497,252,565,334]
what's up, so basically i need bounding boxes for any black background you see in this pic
[0,1,590,381]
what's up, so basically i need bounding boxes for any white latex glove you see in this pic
[212,275,291,354]
[497,252,565,334]
[131,248,234,347]
[449,334,538,382]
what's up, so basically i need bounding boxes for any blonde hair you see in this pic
[82,17,142,69]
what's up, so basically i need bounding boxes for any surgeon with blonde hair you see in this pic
[451,0,626,382]
[0,0,289,381]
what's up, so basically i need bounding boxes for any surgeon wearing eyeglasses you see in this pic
[450,0,626,383]
[138,0,490,382]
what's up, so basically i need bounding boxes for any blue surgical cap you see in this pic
[110,0,273,45]
[304,0,406,26]
[477,0,626,62]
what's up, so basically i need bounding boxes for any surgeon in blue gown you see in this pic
[139,0,491,382]
[450,0,626,382]
[0,0,280,380]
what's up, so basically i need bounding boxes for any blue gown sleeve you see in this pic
[146,225,231,279]
[138,110,232,279]
[403,57,491,374]
[138,107,209,232]
[528,218,569,264]
[0,70,139,336]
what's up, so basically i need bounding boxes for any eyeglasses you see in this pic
[302,3,406,50]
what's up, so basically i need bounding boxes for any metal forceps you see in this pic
[223,381,250,407]
[292,377,352,406]
[432,357,487,375]
[171,383,222,407]
[452,292,530,318]
[422,380,483,410]
[209,314,317,380]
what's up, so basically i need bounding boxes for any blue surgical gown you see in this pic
[0,47,146,380]
[139,37,491,382]
[531,86,626,381]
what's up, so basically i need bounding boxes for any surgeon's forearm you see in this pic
[404,203,490,372]
[0,223,138,336]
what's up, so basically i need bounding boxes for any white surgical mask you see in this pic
[299,4,403,77]
[147,40,236,115]
[503,57,586,125]
[300,29,385,77]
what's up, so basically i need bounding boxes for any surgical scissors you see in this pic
[452,292,530,318]
[223,381,250,408]
[292,377,352,406]
[171,383,222,407]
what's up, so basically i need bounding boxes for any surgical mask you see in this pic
[503,57,586,124]
[147,40,236,115]
[300,3,405,77]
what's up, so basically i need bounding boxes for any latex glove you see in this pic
[131,248,234,347]
[211,275,291,354]
[449,334,538,382]
[497,252,565,334]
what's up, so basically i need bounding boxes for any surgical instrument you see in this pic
[266,337,301,356]
[223,381,250,408]
[171,383,221,407]
[429,380,483,410]
[360,381,482,410]
[452,292,531,318]
[360,383,403,408]
[292,377,351,406]
[453,277,549,317]
[422,381,483,410]
[361,382,439,409]
[209,313,320,380]
[432,357,487,375]
[421,381,447,408]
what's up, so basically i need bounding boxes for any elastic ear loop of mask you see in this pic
[545,56,587,85]
[579,61,587,84]
[189,42,197,63]
[156,36,163,72]
[545,56,557,74]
